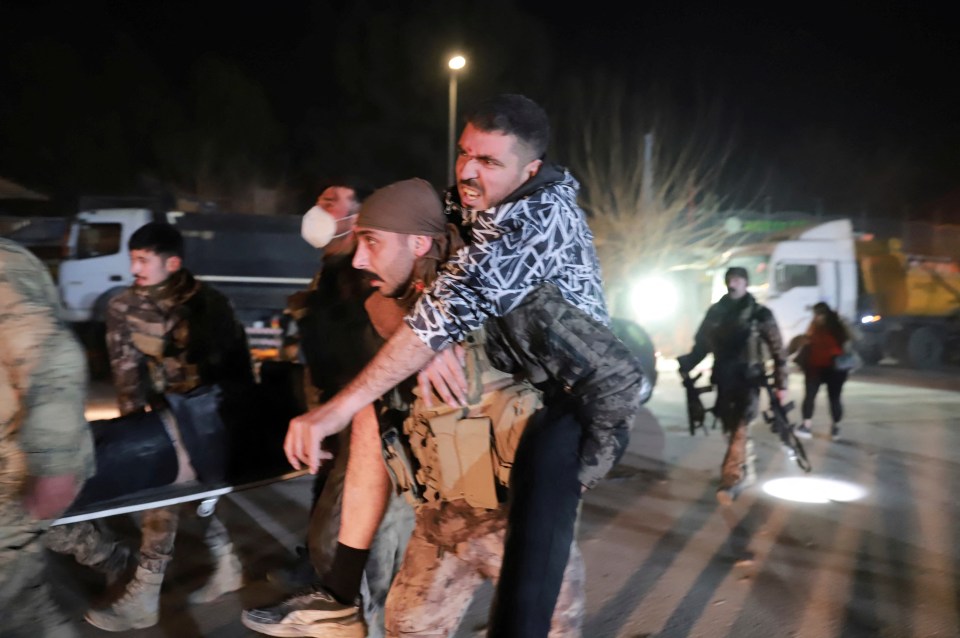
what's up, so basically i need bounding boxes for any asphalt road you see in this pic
[54,363,960,637]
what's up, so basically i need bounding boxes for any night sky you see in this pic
[1,0,957,222]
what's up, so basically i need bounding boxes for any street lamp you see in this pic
[447,54,466,184]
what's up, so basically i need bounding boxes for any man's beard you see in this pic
[362,269,414,299]
[381,273,416,299]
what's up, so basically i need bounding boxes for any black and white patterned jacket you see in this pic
[405,165,610,350]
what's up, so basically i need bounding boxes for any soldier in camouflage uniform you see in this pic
[282,96,646,638]
[246,178,589,637]
[677,266,788,505]
[279,180,418,637]
[47,222,254,632]
[0,238,94,637]
[359,181,585,636]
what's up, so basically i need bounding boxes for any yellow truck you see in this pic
[717,219,959,368]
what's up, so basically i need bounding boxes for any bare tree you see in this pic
[556,78,734,319]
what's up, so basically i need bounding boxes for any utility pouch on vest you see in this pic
[407,408,500,510]
[392,327,543,510]
[486,383,541,486]
[402,378,541,510]
[381,426,424,505]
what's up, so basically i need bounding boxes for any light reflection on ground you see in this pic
[84,407,121,421]
[762,477,868,503]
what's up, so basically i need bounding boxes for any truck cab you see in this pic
[58,207,321,366]
[59,208,155,322]
[715,220,858,351]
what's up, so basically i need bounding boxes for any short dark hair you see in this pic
[318,178,375,204]
[129,222,183,258]
[724,266,749,283]
[464,94,550,162]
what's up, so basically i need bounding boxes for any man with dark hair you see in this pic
[351,180,583,636]
[280,94,645,637]
[126,221,183,265]
[267,179,415,637]
[245,178,585,637]
[0,237,94,637]
[677,266,788,504]
[47,221,255,631]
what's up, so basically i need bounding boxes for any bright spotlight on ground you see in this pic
[762,477,867,504]
[630,276,679,324]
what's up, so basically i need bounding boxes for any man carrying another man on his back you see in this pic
[276,94,646,637]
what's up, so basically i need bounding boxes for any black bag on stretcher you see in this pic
[68,385,228,510]
[59,362,306,523]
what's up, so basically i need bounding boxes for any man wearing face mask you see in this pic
[293,182,375,414]
[277,180,416,635]
[278,94,646,638]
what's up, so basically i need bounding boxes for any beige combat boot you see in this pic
[93,543,135,589]
[84,566,163,631]
[187,542,244,604]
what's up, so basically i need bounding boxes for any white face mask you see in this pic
[301,206,356,248]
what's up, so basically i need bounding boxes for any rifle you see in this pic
[680,371,715,436]
[760,375,812,472]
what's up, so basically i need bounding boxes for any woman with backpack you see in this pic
[796,302,854,441]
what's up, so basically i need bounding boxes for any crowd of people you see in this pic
[0,92,856,638]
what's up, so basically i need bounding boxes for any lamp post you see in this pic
[447,54,466,184]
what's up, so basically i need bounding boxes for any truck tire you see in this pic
[906,326,944,369]
[855,335,883,366]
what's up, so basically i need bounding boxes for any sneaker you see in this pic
[241,586,363,637]
[266,557,317,591]
[830,425,841,441]
[795,423,813,439]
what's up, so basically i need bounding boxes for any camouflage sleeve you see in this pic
[0,241,94,479]
[487,284,644,489]
[759,308,788,389]
[105,292,145,415]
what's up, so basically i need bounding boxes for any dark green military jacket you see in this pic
[678,292,788,390]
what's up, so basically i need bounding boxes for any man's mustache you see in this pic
[358,269,380,281]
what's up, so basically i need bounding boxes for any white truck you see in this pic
[715,219,960,369]
[58,207,321,366]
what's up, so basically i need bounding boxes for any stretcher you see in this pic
[52,361,308,526]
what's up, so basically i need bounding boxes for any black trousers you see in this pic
[489,398,583,638]
[802,366,848,423]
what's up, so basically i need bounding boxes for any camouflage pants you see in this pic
[47,506,231,575]
[385,505,584,637]
[45,520,123,570]
[715,384,759,488]
[0,504,77,638]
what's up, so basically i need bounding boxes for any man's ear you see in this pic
[164,255,183,273]
[412,235,434,258]
[524,158,543,181]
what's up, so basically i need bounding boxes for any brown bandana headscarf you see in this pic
[357,178,465,338]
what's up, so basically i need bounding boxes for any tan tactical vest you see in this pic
[399,328,542,510]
